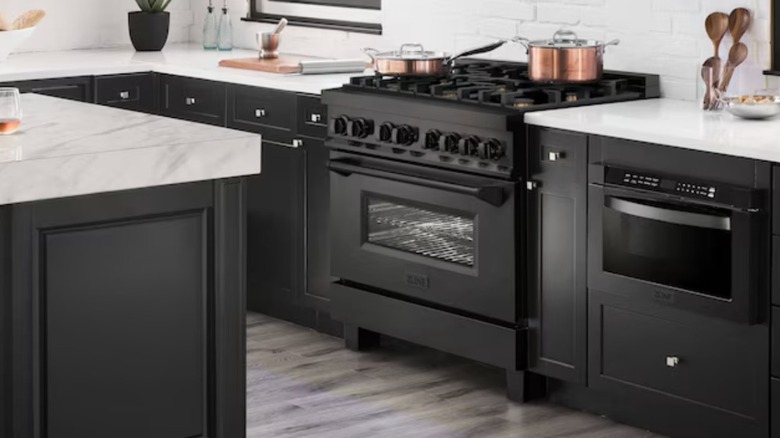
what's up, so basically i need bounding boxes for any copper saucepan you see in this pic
[514,30,620,83]
[363,41,508,77]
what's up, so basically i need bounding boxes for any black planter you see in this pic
[128,11,170,52]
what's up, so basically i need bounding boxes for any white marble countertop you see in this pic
[525,98,780,163]
[0,44,364,95]
[0,94,261,205]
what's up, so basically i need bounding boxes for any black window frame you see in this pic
[769,0,780,74]
[242,0,382,35]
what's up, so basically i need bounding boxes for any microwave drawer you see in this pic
[589,290,767,420]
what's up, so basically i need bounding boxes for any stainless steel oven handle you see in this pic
[328,160,509,207]
[606,197,731,231]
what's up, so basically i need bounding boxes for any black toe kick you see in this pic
[330,282,525,371]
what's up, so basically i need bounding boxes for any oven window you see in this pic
[603,197,732,299]
[366,198,475,267]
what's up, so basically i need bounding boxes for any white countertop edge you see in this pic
[0,137,261,206]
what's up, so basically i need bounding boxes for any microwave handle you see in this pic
[328,160,508,207]
[606,197,731,231]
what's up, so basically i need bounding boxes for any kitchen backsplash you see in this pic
[193,0,772,100]
[5,0,194,52]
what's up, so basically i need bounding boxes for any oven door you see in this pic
[329,155,518,324]
[589,183,761,324]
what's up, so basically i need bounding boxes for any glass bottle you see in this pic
[217,7,233,51]
[203,5,218,50]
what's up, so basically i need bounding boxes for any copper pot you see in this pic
[363,41,508,77]
[514,30,620,83]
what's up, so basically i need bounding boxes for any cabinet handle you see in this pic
[292,139,304,148]
[310,113,322,123]
[547,151,564,162]
[666,356,680,367]
[526,181,539,191]
[119,91,130,100]
[185,97,197,106]
[255,109,267,118]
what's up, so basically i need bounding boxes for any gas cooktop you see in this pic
[345,59,661,110]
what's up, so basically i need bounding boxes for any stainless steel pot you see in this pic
[363,41,508,77]
[514,30,620,83]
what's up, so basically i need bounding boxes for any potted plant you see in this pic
[129,0,172,52]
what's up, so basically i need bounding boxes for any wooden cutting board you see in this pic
[219,55,316,74]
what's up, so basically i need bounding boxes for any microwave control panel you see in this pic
[607,168,718,200]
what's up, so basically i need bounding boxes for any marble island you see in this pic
[0,93,252,437]
[0,93,261,204]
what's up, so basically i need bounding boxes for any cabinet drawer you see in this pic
[227,84,295,144]
[5,76,94,102]
[589,291,766,419]
[160,75,226,126]
[297,94,327,139]
[530,127,587,184]
[95,73,156,113]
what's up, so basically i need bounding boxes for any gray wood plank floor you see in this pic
[246,313,665,438]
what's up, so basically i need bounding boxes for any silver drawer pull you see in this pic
[292,139,304,148]
[255,109,267,118]
[119,91,130,100]
[548,151,564,161]
[666,356,680,367]
[310,113,322,123]
[185,97,197,106]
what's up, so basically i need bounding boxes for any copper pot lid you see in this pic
[363,43,450,61]
[514,30,620,49]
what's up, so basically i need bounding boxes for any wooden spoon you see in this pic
[728,8,751,44]
[720,42,749,93]
[705,12,729,58]
[12,9,46,30]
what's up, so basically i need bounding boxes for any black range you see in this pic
[322,60,660,400]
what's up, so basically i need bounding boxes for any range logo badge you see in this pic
[653,290,675,304]
[405,272,430,289]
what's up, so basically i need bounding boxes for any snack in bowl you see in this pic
[722,93,780,120]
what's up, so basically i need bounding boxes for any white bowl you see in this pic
[0,28,36,62]
[722,95,780,120]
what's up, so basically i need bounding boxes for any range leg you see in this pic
[343,324,380,351]
[506,370,546,403]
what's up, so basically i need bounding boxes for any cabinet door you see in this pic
[527,127,588,383]
[160,74,226,126]
[246,143,306,321]
[10,182,245,438]
[227,84,296,145]
[95,73,157,113]
[301,136,332,309]
[4,77,94,102]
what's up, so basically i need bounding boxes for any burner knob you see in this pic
[424,130,442,150]
[392,125,417,146]
[348,118,374,138]
[334,115,350,135]
[478,139,505,161]
[378,122,395,142]
[440,133,461,154]
[458,136,480,156]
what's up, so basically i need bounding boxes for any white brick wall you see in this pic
[8,0,194,53]
[197,0,772,100]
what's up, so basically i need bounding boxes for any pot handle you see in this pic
[362,47,379,61]
[511,36,530,51]
[603,39,621,52]
[399,43,425,54]
[446,40,507,65]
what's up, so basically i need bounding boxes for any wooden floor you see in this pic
[246,313,665,438]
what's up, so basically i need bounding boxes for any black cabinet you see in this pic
[95,73,157,113]
[8,181,246,438]
[527,127,588,384]
[160,74,226,126]
[297,94,328,139]
[5,76,94,102]
[587,290,768,438]
[227,84,296,145]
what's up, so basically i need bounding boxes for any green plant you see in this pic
[135,0,172,13]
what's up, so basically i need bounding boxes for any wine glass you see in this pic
[0,88,22,135]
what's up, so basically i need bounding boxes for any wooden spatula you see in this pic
[12,9,46,30]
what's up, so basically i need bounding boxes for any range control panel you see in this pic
[604,167,762,211]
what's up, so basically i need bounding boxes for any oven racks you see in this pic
[368,202,474,266]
